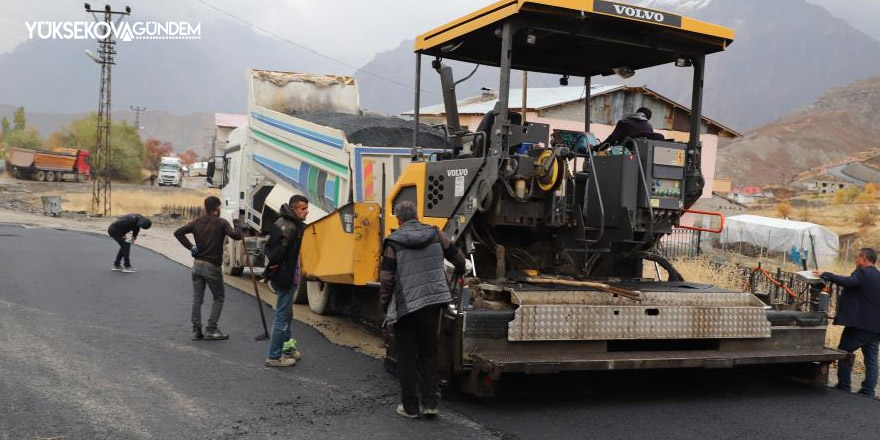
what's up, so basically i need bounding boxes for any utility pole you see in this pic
[130,105,146,131]
[85,3,131,217]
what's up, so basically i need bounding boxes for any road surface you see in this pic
[1,224,878,440]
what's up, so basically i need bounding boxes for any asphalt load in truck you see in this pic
[291,112,448,149]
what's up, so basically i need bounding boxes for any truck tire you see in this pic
[293,282,308,304]
[222,238,244,276]
[76,174,86,183]
[34,170,45,181]
[306,281,336,315]
[45,171,55,182]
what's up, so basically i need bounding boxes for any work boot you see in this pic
[204,326,229,340]
[282,339,301,360]
[265,355,296,367]
[192,324,204,341]
[396,404,419,419]
[111,264,123,271]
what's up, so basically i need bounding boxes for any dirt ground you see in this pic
[0,173,386,359]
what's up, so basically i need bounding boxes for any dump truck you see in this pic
[207,70,447,288]
[279,0,845,395]
[6,147,91,182]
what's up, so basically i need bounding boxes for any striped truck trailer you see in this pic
[212,70,445,306]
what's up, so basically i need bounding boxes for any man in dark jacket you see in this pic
[263,195,309,367]
[107,213,152,273]
[815,248,880,397]
[603,106,655,146]
[380,201,466,418]
[174,196,243,341]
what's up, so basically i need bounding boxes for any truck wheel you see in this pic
[76,174,86,183]
[293,281,308,304]
[222,237,244,276]
[34,170,45,181]
[306,281,336,315]
[45,171,55,182]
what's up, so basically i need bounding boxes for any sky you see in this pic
[2,0,877,71]
[0,0,481,68]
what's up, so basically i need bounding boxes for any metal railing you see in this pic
[657,228,702,260]
[160,204,204,220]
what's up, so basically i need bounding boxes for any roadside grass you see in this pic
[32,188,215,216]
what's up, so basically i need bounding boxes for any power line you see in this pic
[130,105,146,130]
[85,3,131,218]
[191,0,438,97]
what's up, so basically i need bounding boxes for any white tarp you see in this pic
[721,214,839,266]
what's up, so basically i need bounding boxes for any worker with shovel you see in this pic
[262,195,309,367]
[174,196,242,341]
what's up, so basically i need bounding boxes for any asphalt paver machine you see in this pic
[387,0,845,395]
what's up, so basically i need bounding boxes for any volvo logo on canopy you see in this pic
[593,0,683,27]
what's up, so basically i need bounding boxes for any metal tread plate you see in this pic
[508,290,772,341]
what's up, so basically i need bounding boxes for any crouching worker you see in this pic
[108,213,151,272]
[380,201,466,419]
[174,196,242,341]
[263,195,309,367]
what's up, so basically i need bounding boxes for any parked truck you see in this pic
[213,1,845,396]
[6,147,91,182]
[207,70,446,288]
[158,156,183,187]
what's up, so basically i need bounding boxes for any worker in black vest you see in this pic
[107,213,152,273]
[380,201,467,419]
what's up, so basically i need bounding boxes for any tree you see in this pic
[13,106,26,131]
[834,185,861,205]
[178,149,198,166]
[1,116,9,135]
[61,114,144,182]
[855,207,876,228]
[860,183,880,203]
[775,201,792,219]
[44,132,66,150]
[144,138,175,171]
[797,205,811,222]
[2,127,42,151]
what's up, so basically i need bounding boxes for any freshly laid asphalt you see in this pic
[1,223,878,440]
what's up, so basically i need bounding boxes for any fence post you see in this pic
[771,267,779,304]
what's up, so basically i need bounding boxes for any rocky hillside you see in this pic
[717,75,880,185]
[356,0,880,131]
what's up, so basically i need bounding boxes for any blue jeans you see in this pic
[267,284,295,360]
[837,327,880,394]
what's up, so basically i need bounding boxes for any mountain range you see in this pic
[1,0,879,154]
[717,74,880,186]
[355,0,880,132]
